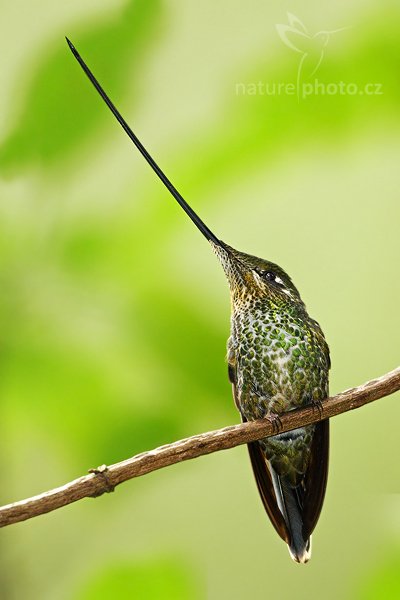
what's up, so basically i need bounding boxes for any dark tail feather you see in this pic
[246,421,329,562]
[270,467,311,564]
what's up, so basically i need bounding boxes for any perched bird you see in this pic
[67,38,330,563]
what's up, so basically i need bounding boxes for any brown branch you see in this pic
[1,367,399,529]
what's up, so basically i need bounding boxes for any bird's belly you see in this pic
[261,425,315,485]
[234,324,327,419]
[230,305,330,487]
[235,340,323,485]
[237,354,312,420]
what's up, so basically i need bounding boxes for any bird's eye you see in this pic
[264,271,276,281]
[255,269,284,285]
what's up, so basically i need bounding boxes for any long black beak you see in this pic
[66,37,222,247]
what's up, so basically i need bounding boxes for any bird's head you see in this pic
[211,242,304,311]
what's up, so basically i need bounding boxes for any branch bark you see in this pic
[1,367,399,529]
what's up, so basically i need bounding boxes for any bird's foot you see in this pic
[266,412,283,434]
[88,464,115,497]
[311,400,324,420]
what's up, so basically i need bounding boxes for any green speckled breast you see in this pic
[229,295,329,485]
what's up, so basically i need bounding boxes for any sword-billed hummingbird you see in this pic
[67,38,330,563]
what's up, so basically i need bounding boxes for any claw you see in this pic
[311,400,324,420]
[267,412,283,434]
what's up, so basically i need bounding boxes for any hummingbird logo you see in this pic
[276,13,348,98]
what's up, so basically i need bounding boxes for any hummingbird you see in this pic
[66,38,330,563]
[276,13,348,97]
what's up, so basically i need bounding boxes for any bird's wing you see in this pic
[246,429,291,543]
[287,13,309,35]
[302,419,330,536]
[275,25,312,54]
[228,361,290,543]
[299,321,330,537]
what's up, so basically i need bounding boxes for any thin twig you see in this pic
[0,367,399,528]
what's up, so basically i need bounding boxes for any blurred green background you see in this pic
[0,1,399,598]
